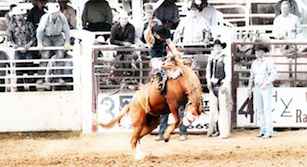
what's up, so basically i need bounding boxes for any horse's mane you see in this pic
[173,56,203,110]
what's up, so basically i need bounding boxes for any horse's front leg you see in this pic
[163,107,180,142]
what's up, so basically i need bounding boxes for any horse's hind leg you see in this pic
[139,116,160,138]
[129,106,147,159]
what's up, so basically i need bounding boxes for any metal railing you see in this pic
[92,44,211,94]
[0,46,76,92]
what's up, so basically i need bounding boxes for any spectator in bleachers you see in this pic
[0,51,10,92]
[59,0,77,29]
[273,0,302,80]
[110,11,135,47]
[174,2,211,92]
[135,4,162,47]
[173,2,211,49]
[153,0,180,29]
[36,3,71,86]
[199,0,218,27]
[273,0,302,41]
[81,0,113,32]
[6,6,37,92]
[110,11,135,78]
[27,0,47,29]
[275,0,300,18]
[4,4,17,26]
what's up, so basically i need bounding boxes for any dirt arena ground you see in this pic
[0,129,306,167]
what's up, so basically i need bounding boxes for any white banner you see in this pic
[96,93,211,133]
[237,88,307,128]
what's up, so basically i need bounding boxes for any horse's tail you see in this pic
[95,104,130,129]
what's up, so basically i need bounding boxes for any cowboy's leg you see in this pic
[217,89,231,138]
[178,105,188,136]
[53,36,65,79]
[158,114,169,138]
[38,37,52,81]
[263,85,274,136]
[150,58,166,92]
[207,89,219,137]
[254,88,266,135]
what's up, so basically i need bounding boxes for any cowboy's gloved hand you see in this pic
[37,43,44,50]
[64,43,71,50]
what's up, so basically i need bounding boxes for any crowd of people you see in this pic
[0,0,304,140]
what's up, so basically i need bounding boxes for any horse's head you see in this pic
[182,100,204,126]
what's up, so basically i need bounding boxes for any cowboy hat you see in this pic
[144,4,154,12]
[254,44,270,52]
[155,25,171,39]
[209,39,227,49]
[188,2,201,11]
[10,6,27,16]
[44,3,60,14]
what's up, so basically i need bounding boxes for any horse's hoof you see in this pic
[134,152,146,160]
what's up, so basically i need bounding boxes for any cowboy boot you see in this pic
[157,74,167,92]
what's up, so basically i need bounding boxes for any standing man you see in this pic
[275,0,300,18]
[273,0,302,41]
[248,44,277,139]
[6,6,37,91]
[206,39,232,139]
[273,0,302,79]
[36,2,71,85]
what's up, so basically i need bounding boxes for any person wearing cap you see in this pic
[36,2,71,86]
[58,0,76,29]
[174,2,211,84]
[6,6,37,92]
[248,44,277,139]
[174,2,210,45]
[27,0,48,29]
[206,39,232,139]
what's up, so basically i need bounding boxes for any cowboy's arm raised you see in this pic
[144,20,155,46]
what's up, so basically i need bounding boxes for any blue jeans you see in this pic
[254,84,274,136]
[15,51,36,91]
[39,35,65,78]
[158,105,188,137]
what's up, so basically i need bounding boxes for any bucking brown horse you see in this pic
[95,56,204,159]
